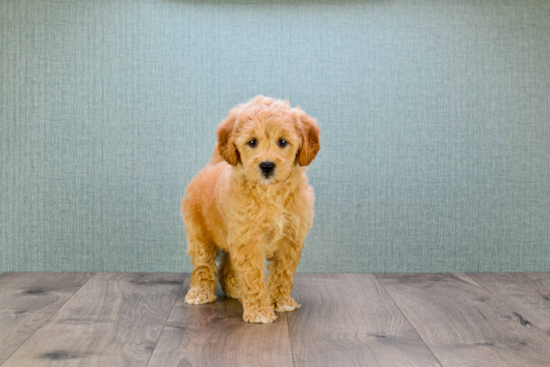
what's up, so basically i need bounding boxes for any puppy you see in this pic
[182,95,320,323]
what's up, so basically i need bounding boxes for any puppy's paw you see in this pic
[273,297,300,312]
[243,305,277,324]
[184,286,216,305]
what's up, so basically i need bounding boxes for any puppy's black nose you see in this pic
[259,161,276,176]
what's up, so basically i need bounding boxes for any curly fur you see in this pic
[182,95,320,323]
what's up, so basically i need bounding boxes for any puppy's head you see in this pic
[217,95,320,185]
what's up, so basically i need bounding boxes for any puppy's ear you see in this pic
[216,107,240,166]
[297,109,320,166]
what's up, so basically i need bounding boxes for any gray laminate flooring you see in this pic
[1,272,549,367]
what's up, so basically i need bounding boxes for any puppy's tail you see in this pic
[209,143,225,165]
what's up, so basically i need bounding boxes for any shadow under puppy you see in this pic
[182,95,320,323]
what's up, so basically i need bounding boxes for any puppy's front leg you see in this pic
[267,239,303,312]
[230,241,277,324]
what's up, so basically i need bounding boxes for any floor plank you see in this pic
[287,273,441,367]
[470,273,550,332]
[523,272,550,298]
[1,273,185,367]
[147,277,293,367]
[0,272,93,365]
[377,273,550,367]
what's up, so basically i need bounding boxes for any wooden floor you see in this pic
[1,273,550,366]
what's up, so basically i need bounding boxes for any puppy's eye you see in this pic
[247,139,257,148]
[278,139,288,148]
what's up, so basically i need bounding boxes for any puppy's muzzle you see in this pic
[259,161,276,178]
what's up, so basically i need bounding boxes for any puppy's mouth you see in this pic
[257,171,278,186]
[261,171,274,179]
[259,171,275,185]
[259,178,276,186]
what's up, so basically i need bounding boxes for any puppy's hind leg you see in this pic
[217,250,241,299]
[185,235,218,305]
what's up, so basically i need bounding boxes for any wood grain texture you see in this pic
[287,273,441,367]
[0,272,93,365]
[470,273,550,332]
[147,277,293,367]
[377,273,550,367]
[1,273,185,367]
[523,272,550,297]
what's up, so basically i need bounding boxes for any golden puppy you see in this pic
[182,95,320,323]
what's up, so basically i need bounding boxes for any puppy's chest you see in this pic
[258,209,292,256]
[244,199,297,245]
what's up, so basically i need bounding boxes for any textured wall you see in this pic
[1,0,549,273]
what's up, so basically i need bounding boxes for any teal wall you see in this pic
[1,0,549,273]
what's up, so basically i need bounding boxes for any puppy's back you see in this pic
[182,162,230,239]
